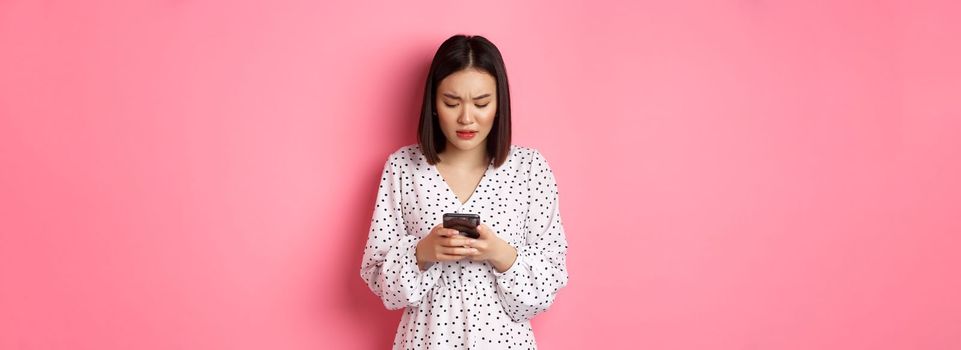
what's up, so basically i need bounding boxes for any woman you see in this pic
[360,34,569,349]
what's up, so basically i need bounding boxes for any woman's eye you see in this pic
[444,103,458,108]
[475,103,489,108]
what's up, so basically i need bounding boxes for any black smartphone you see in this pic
[442,213,480,239]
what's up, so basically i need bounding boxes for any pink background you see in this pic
[2,1,959,349]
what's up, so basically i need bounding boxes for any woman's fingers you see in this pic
[435,253,465,261]
[435,228,460,238]
[440,236,476,247]
[436,254,468,262]
[425,224,494,264]
[476,224,494,238]
[441,246,478,256]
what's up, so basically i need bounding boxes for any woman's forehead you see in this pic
[438,69,496,94]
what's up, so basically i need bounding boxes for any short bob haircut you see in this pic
[417,34,512,168]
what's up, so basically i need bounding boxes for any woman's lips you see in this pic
[456,131,477,140]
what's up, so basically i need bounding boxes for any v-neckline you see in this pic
[431,157,494,209]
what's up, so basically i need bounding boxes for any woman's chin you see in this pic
[447,138,484,151]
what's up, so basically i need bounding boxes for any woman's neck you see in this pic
[438,143,489,169]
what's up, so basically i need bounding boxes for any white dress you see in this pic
[360,144,569,349]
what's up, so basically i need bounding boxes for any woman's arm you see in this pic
[492,149,570,322]
[359,153,443,310]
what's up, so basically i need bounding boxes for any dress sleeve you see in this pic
[359,154,443,310]
[492,149,570,322]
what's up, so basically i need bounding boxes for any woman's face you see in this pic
[435,68,497,153]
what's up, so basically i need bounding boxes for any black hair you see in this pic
[417,34,512,168]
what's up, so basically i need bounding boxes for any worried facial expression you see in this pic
[435,68,497,152]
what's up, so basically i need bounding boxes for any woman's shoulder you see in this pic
[508,145,559,188]
[383,144,425,168]
[507,144,548,167]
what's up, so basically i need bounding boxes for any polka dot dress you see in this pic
[360,144,569,349]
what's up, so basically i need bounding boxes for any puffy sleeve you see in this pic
[493,149,570,322]
[359,154,443,310]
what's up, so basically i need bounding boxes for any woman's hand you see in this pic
[415,224,479,271]
[467,224,518,273]
[415,223,518,273]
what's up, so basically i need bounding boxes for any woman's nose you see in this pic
[457,107,474,124]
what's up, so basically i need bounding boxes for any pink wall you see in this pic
[2,1,959,349]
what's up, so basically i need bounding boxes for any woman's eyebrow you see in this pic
[441,93,462,100]
[442,92,492,100]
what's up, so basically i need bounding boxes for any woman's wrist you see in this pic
[490,240,518,273]
[415,240,429,271]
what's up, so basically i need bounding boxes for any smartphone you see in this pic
[442,213,481,239]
